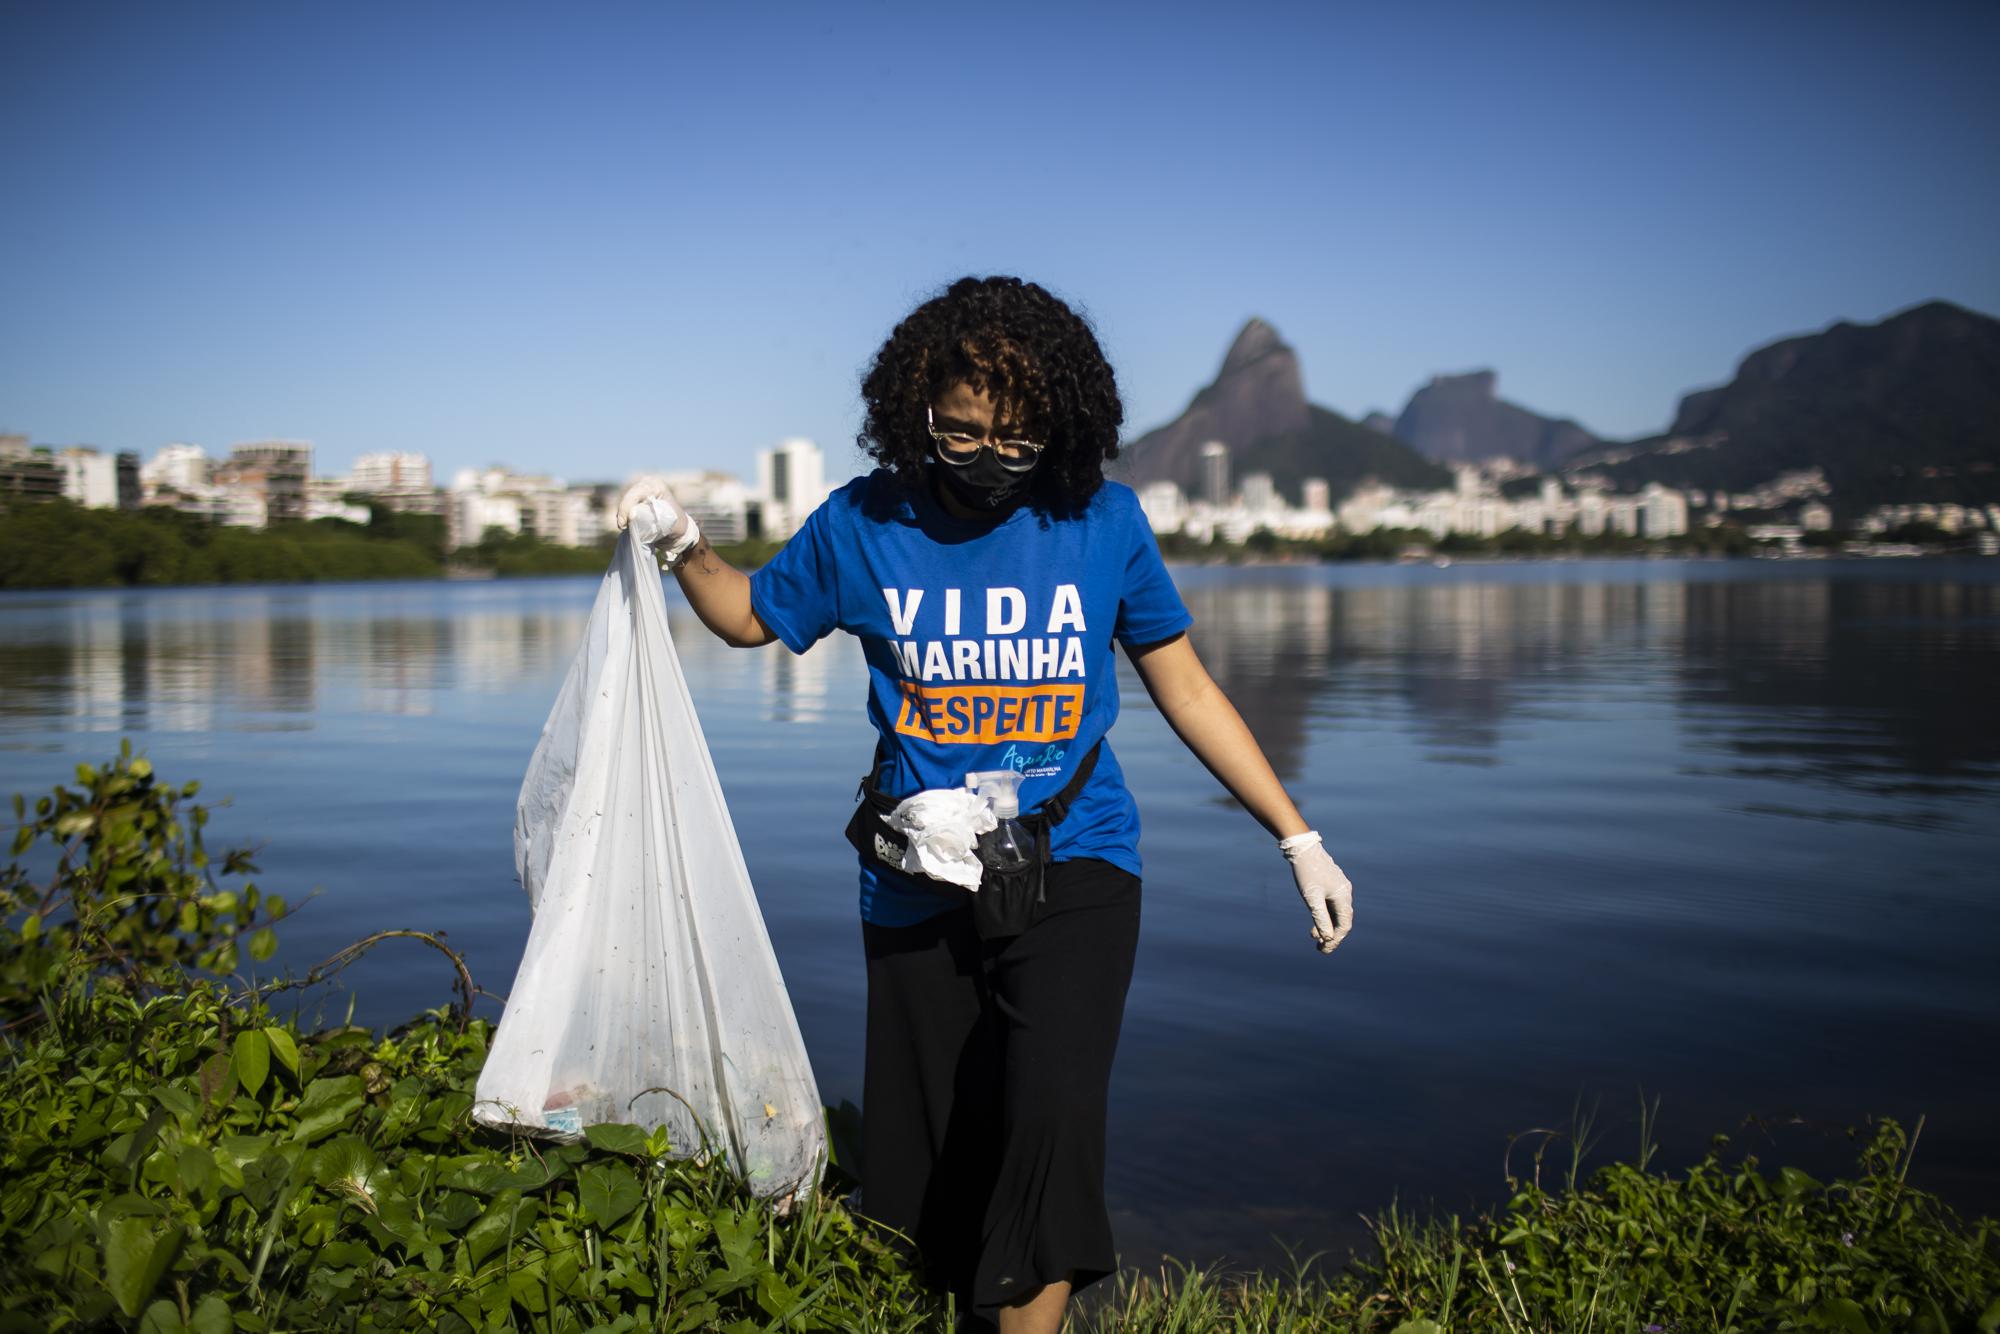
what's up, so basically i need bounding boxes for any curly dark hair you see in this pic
[858,276,1124,516]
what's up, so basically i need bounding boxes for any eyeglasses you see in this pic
[927,406,1045,473]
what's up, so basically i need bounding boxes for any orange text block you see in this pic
[891,682,1086,745]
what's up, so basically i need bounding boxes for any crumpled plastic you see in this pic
[473,522,826,1203]
[884,788,997,890]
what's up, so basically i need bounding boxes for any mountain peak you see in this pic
[1116,320,1447,508]
[1221,318,1290,376]
[1394,369,1597,469]
[1425,369,1499,399]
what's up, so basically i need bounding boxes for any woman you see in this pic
[616,276,1353,1333]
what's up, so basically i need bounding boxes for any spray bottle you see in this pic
[964,769,1033,876]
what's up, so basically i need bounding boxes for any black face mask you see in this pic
[934,452,1037,514]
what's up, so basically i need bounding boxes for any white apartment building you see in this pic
[350,451,433,493]
[756,437,828,540]
[304,476,371,525]
[58,447,119,508]
[444,465,606,549]
[141,444,210,495]
[1137,480,1188,535]
[1199,442,1229,506]
[449,491,525,548]
[214,441,313,524]
[665,470,755,545]
[1151,467,1689,542]
[1240,471,1278,517]
[1639,483,1689,538]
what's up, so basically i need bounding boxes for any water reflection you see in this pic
[1677,578,2000,808]
[0,586,604,739]
[1169,566,1999,825]
[6,566,1994,839]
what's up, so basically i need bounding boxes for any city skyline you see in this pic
[3,3,1996,482]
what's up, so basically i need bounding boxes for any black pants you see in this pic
[860,858,1142,1323]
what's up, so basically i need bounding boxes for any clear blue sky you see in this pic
[4,0,1996,484]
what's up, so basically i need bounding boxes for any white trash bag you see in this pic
[473,515,826,1202]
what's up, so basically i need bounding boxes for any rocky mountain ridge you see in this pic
[1116,300,2000,517]
[1391,370,1600,470]
[1115,324,1448,505]
[1571,300,2000,513]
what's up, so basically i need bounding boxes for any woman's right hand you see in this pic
[615,475,700,565]
[1281,831,1354,954]
[615,474,680,533]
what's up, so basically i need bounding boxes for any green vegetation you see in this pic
[1079,1111,1999,1332]
[1,745,935,1331]
[6,748,1997,1331]
[0,500,786,590]
[0,500,443,590]
[457,526,620,578]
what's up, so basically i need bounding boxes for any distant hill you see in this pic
[1571,300,2000,512]
[1118,321,1449,504]
[1391,370,1600,469]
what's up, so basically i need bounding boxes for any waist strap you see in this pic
[857,739,1103,832]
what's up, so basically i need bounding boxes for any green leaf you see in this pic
[1389,1323,1442,1334]
[100,1217,186,1317]
[756,1270,802,1320]
[198,1051,234,1105]
[1777,1166,1823,1200]
[10,824,31,856]
[577,1162,643,1229]
[290,1075,364,1145]
[232,1030,270,1097]
[19,913,40,942]
[247,927,278,962]
[317,1240,374,1268]
[262,1025,299,1075]
[583,1122,651,1157]
[309,1136,384,1206]
[464,1192,519,1268]
[239,1151,295,1210]
[138,1299,186,1334]
[1807,1297,1876,1334]
[177,1144,215,1197]
[187,1295,231,1334]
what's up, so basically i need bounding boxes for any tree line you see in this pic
[0,499,782,590]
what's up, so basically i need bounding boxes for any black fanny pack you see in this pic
[843,742,1102,940]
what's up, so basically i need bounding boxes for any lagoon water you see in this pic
[3,558,1997,1269]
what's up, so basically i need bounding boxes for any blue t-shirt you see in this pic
[749,469,1193,925]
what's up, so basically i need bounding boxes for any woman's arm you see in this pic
[673,537,777,648]
[1126,631,1309,840]
[1129,630,1354,953]
[617,476,776,648]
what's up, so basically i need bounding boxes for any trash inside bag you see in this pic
[474,525,826,1203]
[885,788,996,890]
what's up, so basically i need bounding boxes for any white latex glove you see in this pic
[1280,831,1353,954]
[614,475,700,568]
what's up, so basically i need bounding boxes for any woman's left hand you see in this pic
[1281,832,1353,954]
